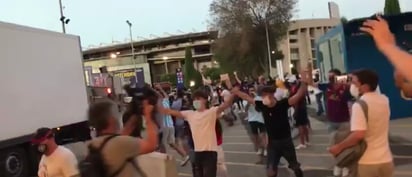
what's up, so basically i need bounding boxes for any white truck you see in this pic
[0,21,90,177]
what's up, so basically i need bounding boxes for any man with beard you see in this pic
[33,128,79,177]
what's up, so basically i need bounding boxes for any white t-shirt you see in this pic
[182,107,219,152]
[247,96,264,124]
[350,92,393,164]
[221,89,231,102]
[38,146,79,177]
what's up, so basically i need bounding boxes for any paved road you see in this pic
[168,113,412,177]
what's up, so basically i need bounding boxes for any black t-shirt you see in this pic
[255,99,291,140]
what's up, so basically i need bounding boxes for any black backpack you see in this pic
[78,135,147,177]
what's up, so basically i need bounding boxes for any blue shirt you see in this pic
[162,98,174,127]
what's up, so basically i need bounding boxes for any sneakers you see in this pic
[180,155,190,166]
[295,144,307,150]
[342,167,349,177]
[256,149,263,155]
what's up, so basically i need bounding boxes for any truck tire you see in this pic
[0,147,29,177]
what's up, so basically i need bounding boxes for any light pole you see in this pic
[265,18,273,77]
[163,56,169,74]
[126,20,138,83]
[58,0,70,33]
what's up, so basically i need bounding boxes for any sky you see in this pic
[1,0,411,47]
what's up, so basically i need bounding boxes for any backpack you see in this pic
[78,135,147,177]
[334,99,369,168]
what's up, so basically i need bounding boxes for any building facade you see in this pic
[276,18,340,75]
[83,31,218,83]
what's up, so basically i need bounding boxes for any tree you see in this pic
[384,0,401,15]
[340,16,348,24]
[210,0,296,77]
[183,47,202,88]
[159,73,177,86]
[203,67,223,82]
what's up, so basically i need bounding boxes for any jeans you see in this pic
[267,138,303,177]
[315,93,324,115]
[193,151,218,177]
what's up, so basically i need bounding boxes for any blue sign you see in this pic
[176,68,184,89]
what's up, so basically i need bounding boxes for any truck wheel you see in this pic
[0,147,29,177]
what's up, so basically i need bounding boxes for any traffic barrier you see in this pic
[137,152,179,177]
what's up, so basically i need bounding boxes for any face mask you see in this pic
[262,96,272,106]
[193,100,202,110]
[37,144,48,154]
[350,84,360,98]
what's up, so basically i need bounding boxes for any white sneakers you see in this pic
[256,149,267,156]
[295,142,310,150]
[333,166,349,177]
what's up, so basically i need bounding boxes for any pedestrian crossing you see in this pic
[169,117,412,177]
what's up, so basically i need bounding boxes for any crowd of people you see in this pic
[31,15,412,177]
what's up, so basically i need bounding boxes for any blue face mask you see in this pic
[193,100,202,110]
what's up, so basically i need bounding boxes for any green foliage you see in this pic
[340,16,348,24]
[183,47,202,88]
[384,0,401,15]
[159,73,177,86]
[203,67,223,82]
[210,0,296,78]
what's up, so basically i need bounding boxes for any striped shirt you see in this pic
[162,98,174,127]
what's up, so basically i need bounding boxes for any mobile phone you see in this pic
[336,75,348,82]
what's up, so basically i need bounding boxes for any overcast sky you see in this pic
[1,0,411,47]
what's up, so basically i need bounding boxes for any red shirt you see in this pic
[216,128,222,146]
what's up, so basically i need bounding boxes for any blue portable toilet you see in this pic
[316,12,412,119]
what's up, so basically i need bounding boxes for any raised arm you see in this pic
[361,16,412,82]
[231,87,254,104]
[288,71,309,106]
[217,79,235,115]
[155,84,168,98]
[157,100,185,119]
[234,71,242,84]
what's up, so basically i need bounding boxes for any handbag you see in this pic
[334,99,368,168]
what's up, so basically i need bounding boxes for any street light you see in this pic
[126,20,138,83]
[110,53,117,59]
[189,80,195,87]
[58,0,70,33]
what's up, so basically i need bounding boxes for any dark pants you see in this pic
[193,151,218,177]
[267,138,303,177]
[306,93,311,104]
[315,93,324,115]
[236,98,244,110]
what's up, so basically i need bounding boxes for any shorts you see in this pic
[162,127,176,145]
[295,115,309,126]
[249,121,266,135]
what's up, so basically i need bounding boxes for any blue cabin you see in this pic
[316,12,412,119]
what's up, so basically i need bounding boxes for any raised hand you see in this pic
[360,15,396,51]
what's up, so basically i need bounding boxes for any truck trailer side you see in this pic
[0,21,90,177]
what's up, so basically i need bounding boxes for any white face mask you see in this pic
[350,84,360,98]
[193,100,202,110]
[262,96,272,106]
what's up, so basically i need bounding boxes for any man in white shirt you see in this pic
[32,128,79,177]
[329,69,393,177]
[159,80,235,177]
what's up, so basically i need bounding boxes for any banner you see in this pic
[176,68,184,89]
[113,68,145,87]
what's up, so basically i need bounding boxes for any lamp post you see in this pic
[58,0,70,33]
[163,56,169,74]
[265,19,273,77]
[126,20,138,83]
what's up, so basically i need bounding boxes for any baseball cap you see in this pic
[31,127,53,145]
